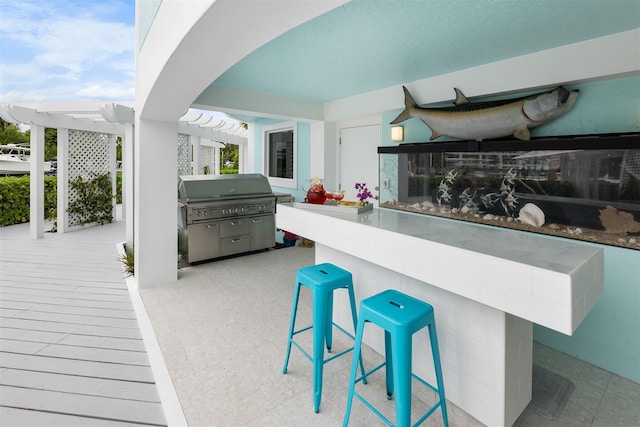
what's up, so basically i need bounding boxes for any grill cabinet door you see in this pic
[187,222,221,263]
[250,214,276,251]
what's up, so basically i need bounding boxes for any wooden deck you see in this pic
[0,220,167,426]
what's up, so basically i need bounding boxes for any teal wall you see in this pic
[536,246,640,382]
[382,75,640,382]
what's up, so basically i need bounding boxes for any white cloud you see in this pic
[0,0,135,102]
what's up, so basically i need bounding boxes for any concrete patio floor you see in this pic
[1,215,638,426]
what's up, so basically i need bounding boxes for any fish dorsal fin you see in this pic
[514,126,531,140]
[454,88,469,105]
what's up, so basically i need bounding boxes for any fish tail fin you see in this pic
[390,86,417,124]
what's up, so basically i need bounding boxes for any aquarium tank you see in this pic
[378,133,640,250]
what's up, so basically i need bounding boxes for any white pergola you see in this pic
[0,102,248,250]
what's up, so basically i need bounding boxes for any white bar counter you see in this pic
[276,204,603,426]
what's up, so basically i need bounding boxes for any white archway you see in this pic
[133,0,346,286]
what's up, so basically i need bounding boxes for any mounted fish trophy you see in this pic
[391,85,579,141]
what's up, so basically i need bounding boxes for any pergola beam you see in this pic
[0,105,126,134]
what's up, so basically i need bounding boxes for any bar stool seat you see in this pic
[282,263,366,413]
[343,289,449,427]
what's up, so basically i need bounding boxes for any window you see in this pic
[264,122,296,188]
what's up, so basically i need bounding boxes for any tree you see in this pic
[0,118,57,161]
[0,118,29,145]
[221,143,239,169]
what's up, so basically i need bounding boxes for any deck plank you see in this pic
[1,369,160,402]
[0,281,79,292]
[0,328,69,344]
[0,352,155,383]
[0,318,142,339]
[0,338,50,354]
[57,334,147,352]
[0,292,134,310]
[0,308,24,318]
[0,386,166,426]
[0,286,132,302]
[4,310,141,328]
[0,300,137,318]
[0,275,128,289]
[0,407,152,427]
[36,344,150,366]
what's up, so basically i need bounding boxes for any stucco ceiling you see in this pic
[209,0,639,105]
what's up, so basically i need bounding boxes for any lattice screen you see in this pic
[177,133,190,175]
[199,146,215,174]
[67,130,113,227]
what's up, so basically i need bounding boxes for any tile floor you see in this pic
[140,245,639,427]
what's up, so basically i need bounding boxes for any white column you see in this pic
[190,135,199,175]
[124,123,134,248]
[29,124,45,239]
[134,118,178,287]
[109,134,117,219]
[214,146,221,175]
[56,128,69,233]
[245,122,255,173]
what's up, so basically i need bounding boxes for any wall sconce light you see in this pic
[391,125,404,142]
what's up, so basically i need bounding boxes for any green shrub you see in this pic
[0,176,57,226]
[116,171,122,204]
[44,177,57,222]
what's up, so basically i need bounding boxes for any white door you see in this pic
[339,124,381,205]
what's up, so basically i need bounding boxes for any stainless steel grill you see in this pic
[178,174,276,263]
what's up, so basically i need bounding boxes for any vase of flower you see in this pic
[355,182,373,204]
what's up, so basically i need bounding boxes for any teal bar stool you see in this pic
[343,289,449,427]
[282,263,367,413]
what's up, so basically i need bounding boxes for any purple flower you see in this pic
[354,182,373,202]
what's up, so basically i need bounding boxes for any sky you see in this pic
[0,0,135,103]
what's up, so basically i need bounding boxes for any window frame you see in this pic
[263,121,297,189]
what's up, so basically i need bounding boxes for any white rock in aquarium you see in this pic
[575,228,583,235]
[629,238,637,244]
[483,214,495,220]
[422,201,435,209]
[518,203,545,227]
[460,206,471,214]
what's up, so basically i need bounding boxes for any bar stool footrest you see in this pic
[287,322,359,366]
